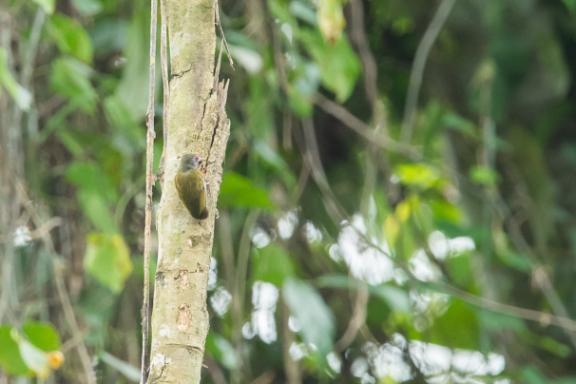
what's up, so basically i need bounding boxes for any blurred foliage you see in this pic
[1,0,576,383]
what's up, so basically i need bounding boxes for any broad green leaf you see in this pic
[0,326,28,375]
[395,163,442,189]
[429,301,478,349]
[47,14,93,63]
[115,11,149,120]
[32,0,55,14]
[103,95,145,153]
[283,278,335,364]
[288,62,320,116]
[430,199,462,224]
[219,172,274,210]
[22,322,61,352]
[77,191,118,233]
[254,141,296,188]
[66,161,118,203]
[84,233,132,293]
[298,30,360,101]
[0,48,32,111]
[253,244,295,286]
[50,57,97,113]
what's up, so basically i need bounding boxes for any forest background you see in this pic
[1,0,576,383]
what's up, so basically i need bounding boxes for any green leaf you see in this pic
[50,57,97,113]
[369,285,411,313]
[31,0,55,14]
[71,0,102,16]
[429,199,462,224]
[205,333,239,370]
[22,322,61,352]
[0,326,29,375]
[288,62,320,116]
[0,48,32,111]
[84,233,133,293]
[253,244,295,286]
[429,300,478,349]
[47,14,93,63]
[114,11,150,121]
[254,142,297,188]
[103,95,145,153]
[469,165,499,186]
[77,190,118,233]
[219,172,274,210]
[395,163,442,189]
[442,112,476,137]
[298,30,360,101]
[521,366,548,384]
[66,161,118,203]
[564,0,576,13]
[283,278,335,364]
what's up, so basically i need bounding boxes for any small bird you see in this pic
[175,154,209,220]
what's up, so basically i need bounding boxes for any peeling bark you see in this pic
[147,0,230,382]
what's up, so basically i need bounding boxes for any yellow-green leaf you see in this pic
[84,233,133,293]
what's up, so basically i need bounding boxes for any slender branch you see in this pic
[400,0,457,143]
[214,0,234,69]
[334,280,369,352]
[159,0,170,175]
[232,210,260,383]
[313,93,419,159]
[141,0,158,381]
[281,299,301,384]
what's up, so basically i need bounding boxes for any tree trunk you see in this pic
[147,0,230,382]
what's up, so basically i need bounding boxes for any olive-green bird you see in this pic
[175,153,209,220]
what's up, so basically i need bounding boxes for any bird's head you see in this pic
[179,153,202,172]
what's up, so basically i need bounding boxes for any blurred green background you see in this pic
[1,0,576,382]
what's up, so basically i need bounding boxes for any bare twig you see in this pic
[141,0,158,381]
[232,210,260,383]
[313,93,419,159]
[334,280,369,352]
[431,280,576,333]
[348,0,378,114]
[281,299,301,384]
[401,0,457,143]
[159,0,170,176]
[214,0,234,69]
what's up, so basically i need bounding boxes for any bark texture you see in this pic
[147,0,230,382]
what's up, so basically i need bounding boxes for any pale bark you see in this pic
[147,0,230,382]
